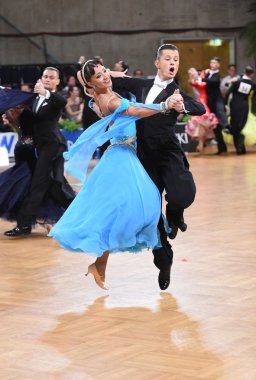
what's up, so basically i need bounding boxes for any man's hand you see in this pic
[167,89,184,112]
[34,79,46,96]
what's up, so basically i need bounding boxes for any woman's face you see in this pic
[88,65,112,90]
[188,68,198,79]
[70,86,80,97]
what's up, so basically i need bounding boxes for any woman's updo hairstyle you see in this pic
[80,59,103,88]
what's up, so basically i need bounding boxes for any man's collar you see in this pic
[154,75,173,89]
[209,70,219,75]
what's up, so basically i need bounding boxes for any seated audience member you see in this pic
[133,69,144,78]
[220,64,240,97]
[65,86,84,125]
[112,60,135,101]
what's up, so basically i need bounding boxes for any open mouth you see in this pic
[169,67,175,74]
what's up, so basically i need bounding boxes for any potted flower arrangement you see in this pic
[59,119,83,146]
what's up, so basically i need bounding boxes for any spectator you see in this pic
[113,60,135,101]
[65,85,84,125]
[62,75,78,98]
[220,64,240,97]
[133,69,144,78]
[113,60,129,73]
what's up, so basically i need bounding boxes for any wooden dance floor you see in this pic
[1,149,256,380]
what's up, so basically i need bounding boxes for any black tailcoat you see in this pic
[225,77,256,152]
[202,72,228,153]
[17,92,75,226]
[112,77,205,231]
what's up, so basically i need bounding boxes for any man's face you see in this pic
[210,59,220,71]
[41,69,60,91]
[113,61,123,72]
[228,66,237,77]
[155,49,179,81]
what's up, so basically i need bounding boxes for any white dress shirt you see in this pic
[145,75,188,113]
[145,75,173,104]
[207,69,219,79]
[34,90,50,113]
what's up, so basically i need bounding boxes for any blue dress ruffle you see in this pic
[49,99,161,256]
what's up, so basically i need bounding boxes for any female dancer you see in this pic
[186,68,218,153]
[49,59,180,290]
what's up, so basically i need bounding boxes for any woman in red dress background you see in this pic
[186,68,218,153]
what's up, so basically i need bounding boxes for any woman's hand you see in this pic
[109,69,131,78]
[2,114,11,126]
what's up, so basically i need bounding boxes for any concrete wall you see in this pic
[0,0,254,74]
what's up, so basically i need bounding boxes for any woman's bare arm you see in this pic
[107,97,160,117]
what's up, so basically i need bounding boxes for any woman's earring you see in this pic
[92,85,96,89]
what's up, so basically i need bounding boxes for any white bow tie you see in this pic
[153,78,167,89]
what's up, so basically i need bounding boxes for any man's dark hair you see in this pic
[227,64,236,69]
[212,57,221,63]
[156,44,178,58]
[119,61,129,72]
[80,59,103,87]
[245,65,254,75]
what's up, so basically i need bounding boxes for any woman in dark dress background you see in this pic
[0,104,73,227]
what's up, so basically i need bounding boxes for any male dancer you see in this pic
[5,67,75,236]
[201,57,229,154]
[225,65,256,154]
[112,44,205,290]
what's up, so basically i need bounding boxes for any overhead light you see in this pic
[209,39,223,47]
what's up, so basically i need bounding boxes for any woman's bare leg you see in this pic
[95,250,110,282]
[85,251,110,290]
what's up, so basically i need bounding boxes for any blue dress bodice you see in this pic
[63,98,159,183]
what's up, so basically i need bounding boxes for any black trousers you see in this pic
[210,99,228,153]
[233,131,246,153]
[17,143,71,226]
[213,124,227,153]
[138,142,196,229]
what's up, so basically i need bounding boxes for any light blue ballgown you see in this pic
[49,98,161,256]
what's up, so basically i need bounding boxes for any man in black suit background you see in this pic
[201,57,229,154]
[225,65,256,155]
[112,44,205,290]
[5,67,75,237]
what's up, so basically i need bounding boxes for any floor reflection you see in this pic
[41,293,224,379]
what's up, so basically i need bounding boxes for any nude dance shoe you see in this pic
[85,263,109,290]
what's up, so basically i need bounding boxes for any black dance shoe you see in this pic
[4,225,32,237]
[158,265,172,290]
[237,149,246,155]
[153,245,173,290]
[168,222,187,240]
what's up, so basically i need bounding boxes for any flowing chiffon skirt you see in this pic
[49,144,161,256]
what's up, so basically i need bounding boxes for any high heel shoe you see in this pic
[85,263,109,290]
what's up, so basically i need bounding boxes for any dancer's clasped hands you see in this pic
[166,89,184,112]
